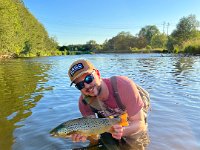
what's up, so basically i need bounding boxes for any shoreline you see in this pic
[0,54,18,59]
[0,51,199,59]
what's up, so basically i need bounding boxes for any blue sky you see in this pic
[23,0,200,45]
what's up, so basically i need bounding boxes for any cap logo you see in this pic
[70,63,84,77]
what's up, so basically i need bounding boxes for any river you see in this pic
[0,53,200,150]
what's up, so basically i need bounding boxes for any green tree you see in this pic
[0,0,59,57]
[102,39,115,51]
[135,36,148,49]
[151,33,168,49]
[85,40,97,51]
[138,25,160,45]
[0,0,25,55]
[102,32,136,52]
[166,36,176,52]
[171,14,200,43]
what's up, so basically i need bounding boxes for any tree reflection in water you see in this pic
[0,58,52,150]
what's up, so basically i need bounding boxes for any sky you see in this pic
[23,0,200,46]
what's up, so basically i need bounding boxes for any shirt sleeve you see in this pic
[116,76,144,117]
[78,95,95,117]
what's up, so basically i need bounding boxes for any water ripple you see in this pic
[0,54,200,150]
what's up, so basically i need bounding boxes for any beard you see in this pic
[85,83,102,97]
[97,85,102,96]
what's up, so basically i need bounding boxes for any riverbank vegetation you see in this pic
[0,0,200,58]
[59,14,200,55]
[0,0,60,58]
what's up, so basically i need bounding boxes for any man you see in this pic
[68,59,150,148]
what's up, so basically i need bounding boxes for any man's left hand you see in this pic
[110,124,123,139]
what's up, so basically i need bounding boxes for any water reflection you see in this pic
[0,58,52,150]
[0,54,200,150]
[171,57,197,87]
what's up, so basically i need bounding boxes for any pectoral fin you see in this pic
[119,113,129,126]
[87,135,99,145]
[88,134,99,140]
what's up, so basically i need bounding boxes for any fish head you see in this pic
[50,124,71,138]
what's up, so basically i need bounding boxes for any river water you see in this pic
[0,54,200,150]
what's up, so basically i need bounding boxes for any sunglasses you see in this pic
[75,72,95,90]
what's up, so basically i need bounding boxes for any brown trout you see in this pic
[50,113,128,138]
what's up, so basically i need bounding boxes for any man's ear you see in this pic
[95,69,101,78]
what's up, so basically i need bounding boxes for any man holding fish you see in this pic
[51,59,150,149]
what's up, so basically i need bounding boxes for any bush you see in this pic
[184,45,200,54]
[173,48,179,54]
[146,45,152,50]
[182,39,200,54]
[173,45,180,53]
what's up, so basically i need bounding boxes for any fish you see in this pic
[50,113,129,139]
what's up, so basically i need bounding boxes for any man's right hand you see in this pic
[71,134,87,142]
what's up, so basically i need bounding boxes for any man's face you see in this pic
[74,70,101,97]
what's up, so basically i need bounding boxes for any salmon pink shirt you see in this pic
[79,76,144,118]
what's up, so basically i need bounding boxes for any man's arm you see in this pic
[111,109,146,139]
[123,109,146,136]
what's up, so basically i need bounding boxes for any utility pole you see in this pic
[166,22,170,36]
[162,22,166,34]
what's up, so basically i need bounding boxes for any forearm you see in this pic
[122,120,147,136]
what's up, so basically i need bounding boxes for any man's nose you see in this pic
[84,82,91,89]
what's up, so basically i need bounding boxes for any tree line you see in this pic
[0,0,60,58]
[0,0,199,58]
[59,14,200,55]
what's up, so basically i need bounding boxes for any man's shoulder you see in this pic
[112,76,134,85]
[115,75,130,80]
[102,76,137,92]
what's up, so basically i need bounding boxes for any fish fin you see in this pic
[88,134,99,140]
[119,113,129,126]
[87,135,99,145]
[109,127,114,133]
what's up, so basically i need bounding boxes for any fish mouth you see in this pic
[50,131,58,137]
[50,132,70,138]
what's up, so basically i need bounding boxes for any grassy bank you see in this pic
[183,39,200,54]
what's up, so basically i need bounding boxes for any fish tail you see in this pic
[119,113,129,126]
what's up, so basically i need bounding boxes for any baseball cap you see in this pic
[68,59,96,86]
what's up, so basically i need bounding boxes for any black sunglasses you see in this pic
[75,72,95,90]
